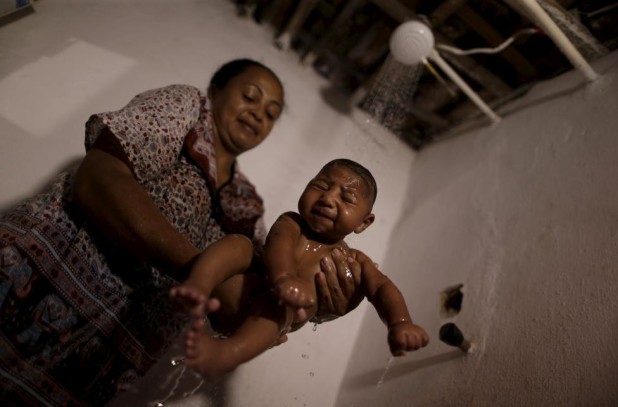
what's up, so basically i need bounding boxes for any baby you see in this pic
[170,158,429,377]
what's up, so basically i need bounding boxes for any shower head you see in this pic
[389,20,501,124]
[389,20,434,66]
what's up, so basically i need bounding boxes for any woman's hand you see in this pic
[313,248,364,323]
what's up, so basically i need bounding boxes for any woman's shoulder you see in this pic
[226,166,262,201]
[134,84,204,102]
[150,84,202,94]
[166,84,204,96]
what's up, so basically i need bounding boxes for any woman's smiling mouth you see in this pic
[238,118,258,136]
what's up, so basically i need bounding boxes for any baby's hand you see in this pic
[387,321,429,356]
[272,275,315,309]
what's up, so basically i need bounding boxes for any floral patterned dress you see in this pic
[0,85,266,406]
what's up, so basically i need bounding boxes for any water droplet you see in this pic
[301,354,309,359]
[153,363,187,405]
[170,357,184,366]
[182,379,205,398]
[359,54,423,135]
[377,356,394,388]
[309,372,314,377]
[312,323,318,332]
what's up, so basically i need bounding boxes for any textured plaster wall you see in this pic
[336,51,618,407]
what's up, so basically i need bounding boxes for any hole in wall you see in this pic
[440,284,463,318]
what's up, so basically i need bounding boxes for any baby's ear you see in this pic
[354,213,375,234]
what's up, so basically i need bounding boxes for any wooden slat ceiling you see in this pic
[236,0,615,149]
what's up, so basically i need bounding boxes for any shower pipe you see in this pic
[426,50,501,124]
[517,0,599,81]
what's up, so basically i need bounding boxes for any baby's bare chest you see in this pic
[293,239,353,281]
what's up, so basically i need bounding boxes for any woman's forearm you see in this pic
[72,146,199,274]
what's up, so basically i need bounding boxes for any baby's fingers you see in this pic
[388,332,409,356]
[408,331,430,350]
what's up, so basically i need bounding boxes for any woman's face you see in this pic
[210,66,284,157]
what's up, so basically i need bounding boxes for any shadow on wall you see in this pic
[0,157,83,213]
[340,350,463,390]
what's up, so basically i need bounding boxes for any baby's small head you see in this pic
[298,159,377,242]
[323,159,377,207]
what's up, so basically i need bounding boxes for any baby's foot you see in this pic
[183,319,236,378]
[169,284,207,320]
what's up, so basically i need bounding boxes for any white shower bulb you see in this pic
[389,20,435,66]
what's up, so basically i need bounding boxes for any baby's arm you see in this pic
[263,212,315,310]
[355,251,429,356]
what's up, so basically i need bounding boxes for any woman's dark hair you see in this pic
[209,58,283,95]
[323,159,378,206]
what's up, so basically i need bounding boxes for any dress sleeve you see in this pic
[84,85,203,182]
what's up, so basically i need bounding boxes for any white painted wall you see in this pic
[336,52,618,407]
[0,1,415,406]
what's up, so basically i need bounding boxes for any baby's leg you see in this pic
[183,293,290,378]
[183,317,238,377]
[170,235,253,319]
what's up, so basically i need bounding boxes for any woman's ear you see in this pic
[208,85,218,101]
[354,213,375,234]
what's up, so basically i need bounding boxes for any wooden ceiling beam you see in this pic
[431,30,513,97]
[456,4,540,80]
[369,0,415,22]
[429,0,469,27]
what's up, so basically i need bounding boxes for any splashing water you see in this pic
[182,379,205,398]
[376,356,395,388]
[150,357,189,406]
[359,54,424,136]
[152,359,187,407]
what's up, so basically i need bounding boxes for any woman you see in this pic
[0,59,361,406]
